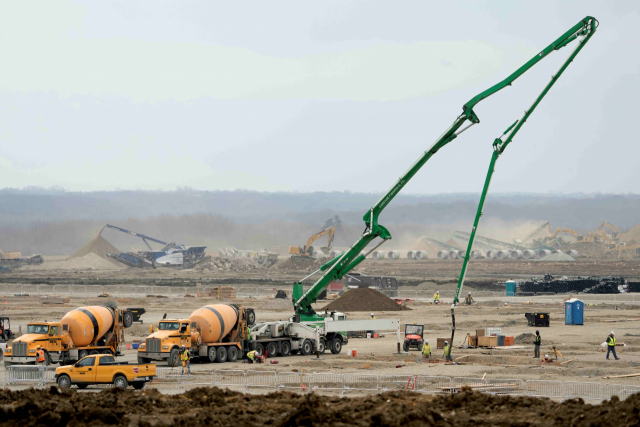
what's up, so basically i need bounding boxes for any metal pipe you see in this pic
[415,250,428,260]
[536,249,551,258]
[510,250,524,259]
[486,250,496,259]
[387,250,400,260]
[496,250,510,260]
[449,250,459,259]
[437,250,449,259]
[406,251,415,260]
[523,249,537,259]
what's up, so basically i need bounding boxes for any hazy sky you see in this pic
[0,1,637,194]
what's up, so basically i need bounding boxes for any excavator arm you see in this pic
[447,17,597,358]
[293,16,597,322]
[304,226,335,252]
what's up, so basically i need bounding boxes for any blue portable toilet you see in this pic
[505,280,516,296]
[565,298,584,325]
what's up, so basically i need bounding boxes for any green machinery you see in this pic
[292,17,598,327]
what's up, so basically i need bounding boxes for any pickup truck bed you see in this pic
[55,354,156,390]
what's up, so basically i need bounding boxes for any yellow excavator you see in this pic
[597,220,620,242]
[289,226,335,259]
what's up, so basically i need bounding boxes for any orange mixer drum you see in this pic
[189,304,238,343]
[60,306,114,347]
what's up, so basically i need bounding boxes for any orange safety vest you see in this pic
[36,349,45,363]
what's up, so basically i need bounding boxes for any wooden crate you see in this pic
[478,336,497,348]
[469,336,477,347]
[436,337,450,349]
[476,329,485,337]
[208,286,237,299]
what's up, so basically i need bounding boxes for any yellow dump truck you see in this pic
[137,304,255,366]
[3,302,133,367]
[55,354,155,389]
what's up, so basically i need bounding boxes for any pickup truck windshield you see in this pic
[27,324,50,334]
[158,322,180,331]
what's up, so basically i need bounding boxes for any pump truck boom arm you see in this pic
[447,17,597,358]
[293,16,597,322]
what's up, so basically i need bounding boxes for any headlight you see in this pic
[162,346,169,349]
[29,349,36,353]
[139,344,145,349]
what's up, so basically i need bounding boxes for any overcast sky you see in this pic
[0,1,637,194]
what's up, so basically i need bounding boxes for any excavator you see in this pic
[289,226,335,259]
[596,220,620,242]
[287,17,598,330]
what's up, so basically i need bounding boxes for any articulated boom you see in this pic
[293,17,597,324]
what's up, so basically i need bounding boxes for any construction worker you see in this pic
[180,345,191,375]
[543,354,552,363]
[369,313,376,337]
[433,291,440,304]
[247,350,257,364]
[443,341,453,362]
[606,331,619,360]
[534,330,541,359]
[422,340,431,360]
[465,292,474,305]
[35,345,46,365]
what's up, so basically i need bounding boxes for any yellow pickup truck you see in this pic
[55,354,156,390]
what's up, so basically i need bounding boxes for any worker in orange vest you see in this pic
[36,345,46,365]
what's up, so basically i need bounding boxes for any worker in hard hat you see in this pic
[35,345,46,365]
[422,340,431,360]
[465,292,474,305]
[533,330,541,359]
[180,345,191,375]
[247,350,257,364]
[606,331,619,360]
[543,354,552,363]
[443,341,453,362]
[433,291,440,304]
[369,313,376,337]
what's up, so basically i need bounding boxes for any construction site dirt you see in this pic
[2,386,640,427]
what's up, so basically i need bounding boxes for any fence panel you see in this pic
[310,373,345,394]
[563,382,603,400]
[378,375,416,393]
[602,384,640,401]
[179,370,214,388]
[526,380,564,398]
[245,371,277,391]
[487,378,526,396]
[277,372,310,393]
[155,368,183,384]
[414,376,452,394]
[213,370,246,390]
[452,377,488,393]
[343,374,378,394]
[5,366,52,386]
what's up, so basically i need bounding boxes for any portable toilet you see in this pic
[565,298,584,325]
[505,280,516,296]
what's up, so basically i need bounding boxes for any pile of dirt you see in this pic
[22,252,126,271]
[620,223,640,244]
[515,332,536,344]
[69,235,121,265]
[3,387,640,427]
[258,298,292,311]
[321,288,404,312]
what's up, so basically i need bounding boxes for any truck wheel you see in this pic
[207,346,217,363]
[78,350,88,360]
[137,355,150,364]
[216,346,227,363]
[168,349,179,367]
[90,350,100,355]
[132,382,146,390]
[266,342,278,357]
[113,375,128,389]
[247,310,256,326]
[123,311,133,328]
[280,341,291,357]
[330,337,342,354]
[318,338,326,354]
[301,339,312,356]
[57,374,71,389]
[255,343,264,356]
[403,342,409,352]
[43,352,51,366]
[227,346,238,362]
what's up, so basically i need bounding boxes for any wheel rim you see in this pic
[116,378,125,388]
[59,377,69,387]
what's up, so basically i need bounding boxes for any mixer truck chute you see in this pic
[3,302,133,367]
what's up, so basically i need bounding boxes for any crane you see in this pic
[292,17,598,324]
[448,17,597,359]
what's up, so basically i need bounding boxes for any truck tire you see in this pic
[123,311,134,328]
[301,339,313,356]
[318,338,326,354]
[266,342,278,357]
[330,337,342,354]
[255,343,264,356]
[57,374,71,389]
[90,350,100,355]
[207,347,217,363]
[280,341,291,357]
[216,346,227,363]
[113,375,128,389]
[78,350,88,360]
[43,352,51,366]
[247,310,256,326]
[403,342,409,352]
[138,355,150,364]
[227,346,238,362]
[168,348,180,367]
[132,382,146,390]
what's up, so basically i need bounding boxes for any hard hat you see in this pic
[611,331,615,335]
[468,292,471,294]
[181,345,186,350]
[371,313,374,316]
[545,354,549,358]
[425,340,429,343]
[36,345,41,349]
[444,340,448,344]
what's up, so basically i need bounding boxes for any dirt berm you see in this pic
[321,288,405,312]
[2,387,640,426]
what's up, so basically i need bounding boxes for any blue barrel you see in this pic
[497,335,506,346]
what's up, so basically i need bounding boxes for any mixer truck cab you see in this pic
[137,319,194,366]
[3,302,133,367]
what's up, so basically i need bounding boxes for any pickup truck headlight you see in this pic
[162,346,169,349]
[29,349,36,353]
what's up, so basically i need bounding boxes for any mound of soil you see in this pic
[3,386,640,427]
[322,288,403,312]
[69,235,121,266]
[515,332,536,344]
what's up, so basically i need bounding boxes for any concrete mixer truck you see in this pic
[3,302,133,367]
[137,304,256,366]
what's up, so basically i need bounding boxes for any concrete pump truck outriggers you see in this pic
[251,16,598,359]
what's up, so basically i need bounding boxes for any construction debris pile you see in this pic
[3,387,640,427]
[196,256,266,272]
[518,275,626,294]
[322,288,405,312]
